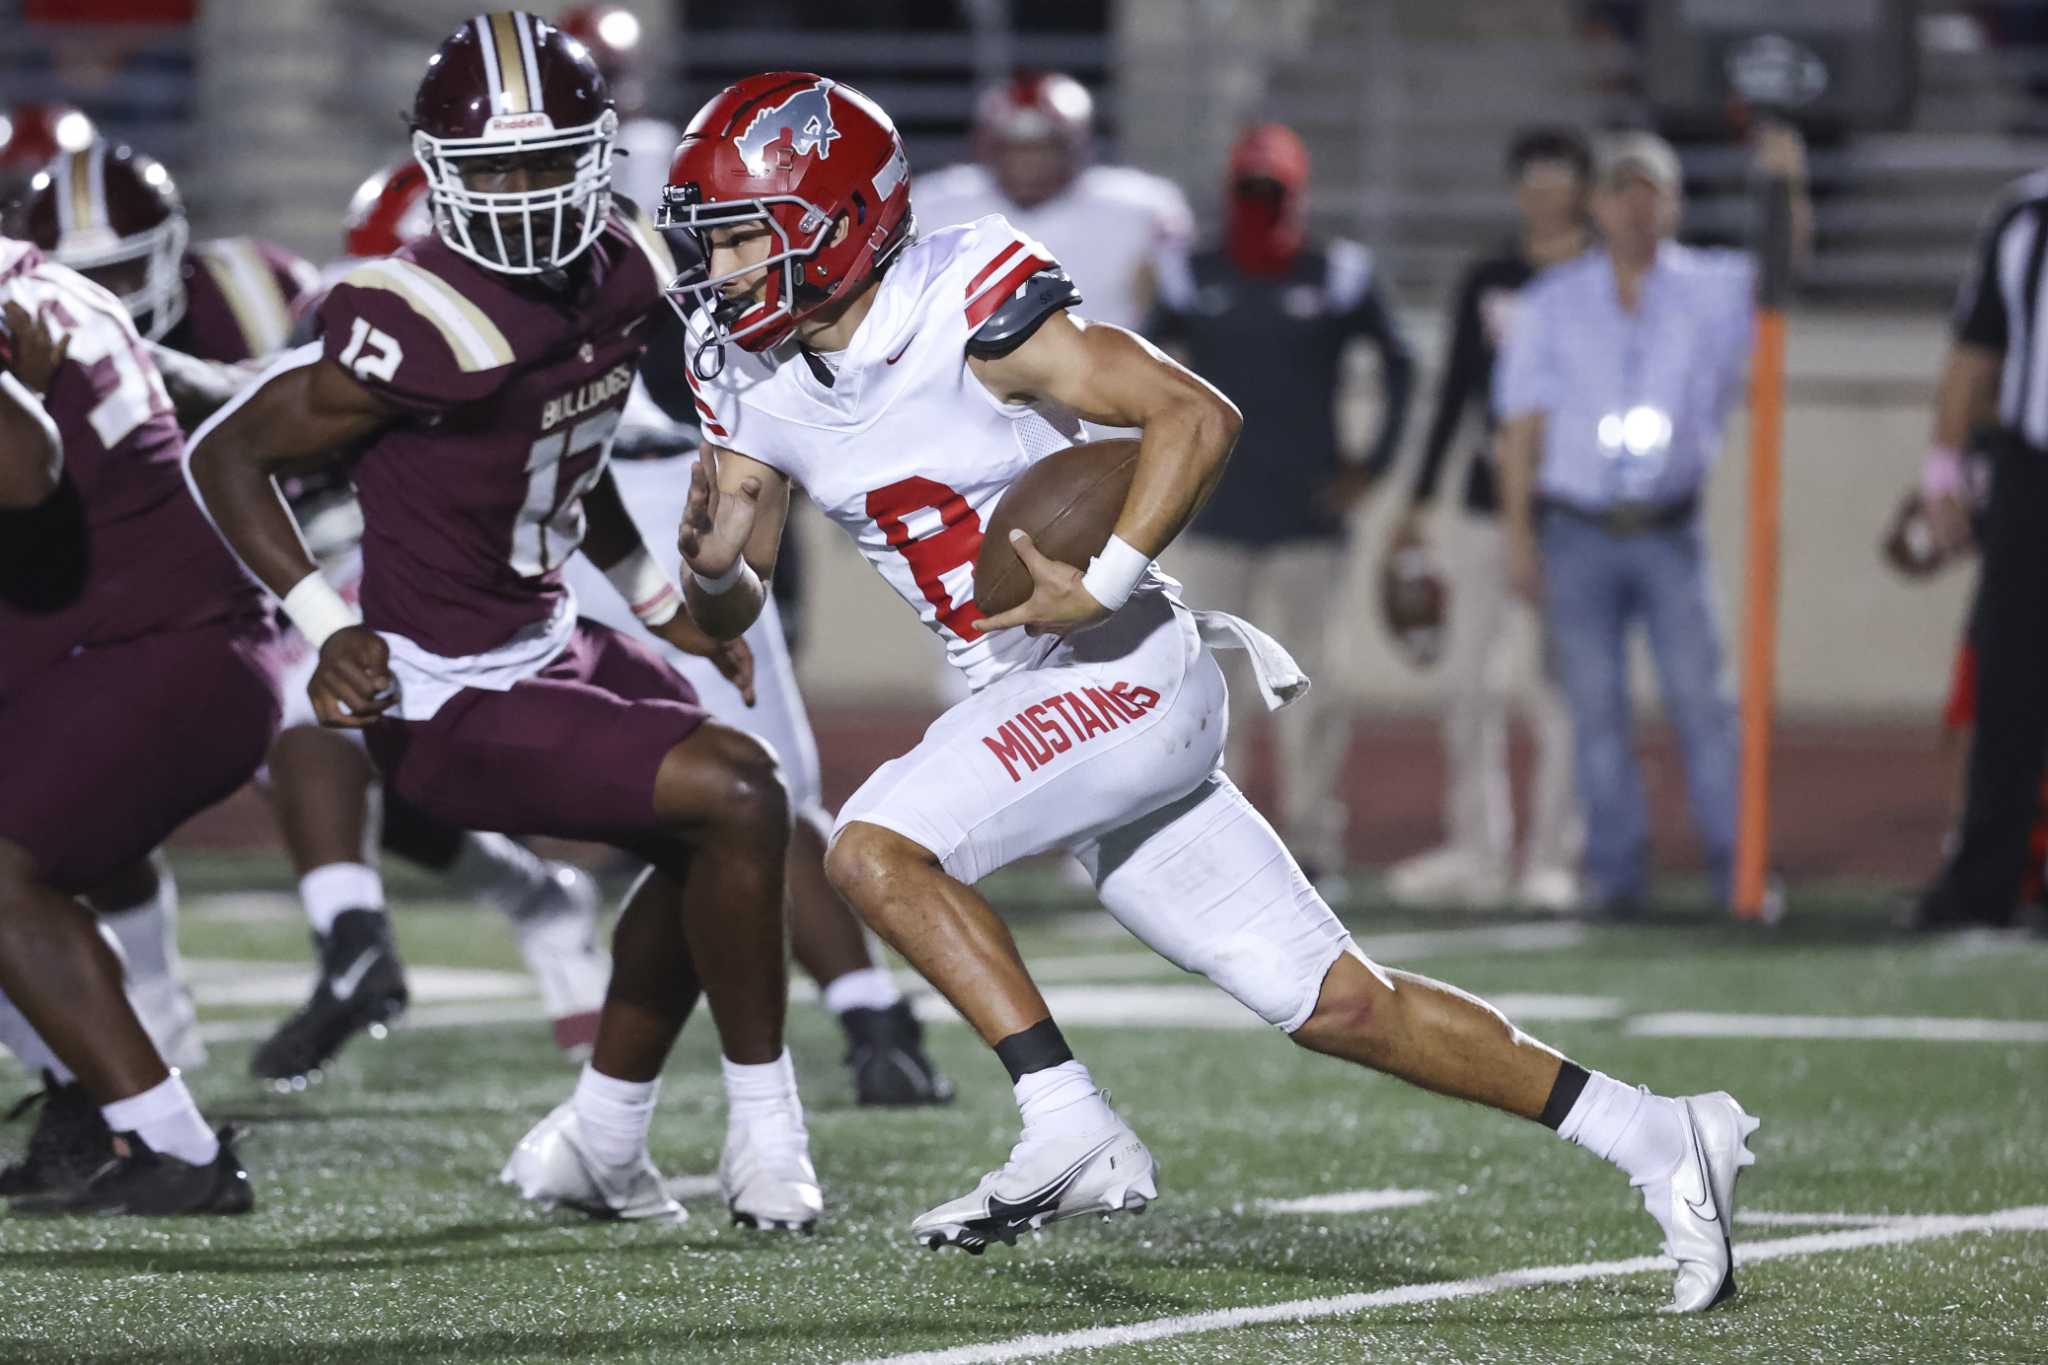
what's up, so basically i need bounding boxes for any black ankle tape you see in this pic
[993,1019,1073,1083]
[1539,1060,1591,1130]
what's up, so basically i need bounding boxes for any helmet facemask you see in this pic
[413,109,617,276]
[53,212,189,341]
[659,189,838,358]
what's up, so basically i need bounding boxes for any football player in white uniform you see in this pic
[912,72,1191,337]
[663,73,1760,1314]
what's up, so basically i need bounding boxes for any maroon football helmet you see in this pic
[410,9,618,276]
[342,158,434,259]
[0,103,95,229]
[661,72,913,356]
[21,141,189,339]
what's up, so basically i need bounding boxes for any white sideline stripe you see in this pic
[1737,1210,1916,1227]
[1256,1189,1437,1215]
[911,987,1619,1031]
[182,958,533,1009]
[848,1206,2048,1365]
[1627,1012,2048,1044]
[196,999,542,1045]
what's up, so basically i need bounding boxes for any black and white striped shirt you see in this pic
[1956,169,2048,447]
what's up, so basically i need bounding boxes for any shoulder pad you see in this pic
[964,265,1082,359]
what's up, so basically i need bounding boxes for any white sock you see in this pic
[299,862,384,937]
[102,1074,218,1166]
[721,1049,804,1130]
[572,1064,659,1169]
[822,966,902,1015]
[101,860,181,987]
[1558,1070,1686,1186]
[0,988,74,1084]
[1014,1059,1116,1140]
[451,832,548,917]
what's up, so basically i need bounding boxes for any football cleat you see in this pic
[912,1115,1157,1254]
[512,863,610,1058]
[1639,1091,1761,1313]
[720,1116,823,1232]
[0,1072,113,1197]
[250,908,409,1088]
[498,1100,685,1223]
[10,1125,252,1217]
[841,1001,955,1107]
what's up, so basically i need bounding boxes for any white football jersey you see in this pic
[910,164,1193,333]
[687,215,1161,693]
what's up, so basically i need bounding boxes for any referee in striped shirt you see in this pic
[1909,171,2048,931]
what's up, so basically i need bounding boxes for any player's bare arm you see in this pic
[187,356,399,727]
[968,309,1242,633]
[580,463,758,703]
[678,441,791,642]
[0,300,65,507]
[146,341,260,429]
[1920,342,2001,553]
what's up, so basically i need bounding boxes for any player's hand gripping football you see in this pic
[678,451,761,585]
[973,529,1112,638]
[2,301,70,395]
[652,610,757,706]
[311,624,397,728]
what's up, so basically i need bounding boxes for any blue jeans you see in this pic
[1539,511,1738,907]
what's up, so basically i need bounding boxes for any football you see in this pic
[974,437,1142,615]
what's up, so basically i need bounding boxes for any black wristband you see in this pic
[993,1018,1074,1083]
[1539,1059,1591,1131]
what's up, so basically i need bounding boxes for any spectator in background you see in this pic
[914,72,1192,336]
[1495,127,1807,916]
[1903,171,2048,931]
[1148,123,1416,889]
[1385,127,1594,912]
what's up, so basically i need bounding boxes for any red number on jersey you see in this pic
[866,476,986,639]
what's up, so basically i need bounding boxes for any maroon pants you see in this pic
[0,621,279,894]
[364,620,705,845]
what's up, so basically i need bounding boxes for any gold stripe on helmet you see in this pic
[489,12,529,115]
[68,149,99,232]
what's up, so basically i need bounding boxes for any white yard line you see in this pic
[846,1205,2048,1365]
[196,999,544,1045]
[1256,1189,1438,1216]
[1627,1012,2048,1044]
[1737,1210,1918,1227]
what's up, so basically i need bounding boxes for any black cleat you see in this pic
[251,908,409,1087]
[842,1001,955,1107]
[0,1071,114,1197]
[10,1125,252,1217]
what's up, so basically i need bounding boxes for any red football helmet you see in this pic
[662,72,913,356]
[974,72,1093,210]
[21,141,189,340]
[410,9,618,276]
[342,157,433,258]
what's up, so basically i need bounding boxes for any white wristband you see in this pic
[281,570,359,652]
[605,545,682,627]
[1079,534,1151,613]
[689,556,748,596]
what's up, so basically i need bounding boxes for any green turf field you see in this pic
[3,857,2045,1364]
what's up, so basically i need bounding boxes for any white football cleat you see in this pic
[719,1116,824,1232]
[499,1100,684,1223]
[1385,845,1509,909]
[1639,1091,1760,1313]
[129,974,207,1073]
[912,1116,1158,1254]
[513,864,609,1058]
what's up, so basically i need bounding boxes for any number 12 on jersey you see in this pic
[512,408,621,575]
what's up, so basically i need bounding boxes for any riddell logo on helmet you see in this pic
[485,113,555,135]
[734,79,841,177]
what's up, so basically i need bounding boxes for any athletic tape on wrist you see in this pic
[1079,534,1150,613]
[282,570,359,652]
[690,556,747,596]
[605,546,683,627]
[1920,445,1965,499]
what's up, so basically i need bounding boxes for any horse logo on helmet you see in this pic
[733,79,842,177]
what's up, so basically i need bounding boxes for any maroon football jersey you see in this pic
[0,241,266,693]
[164,236,321,365]
[314,209,674,657]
